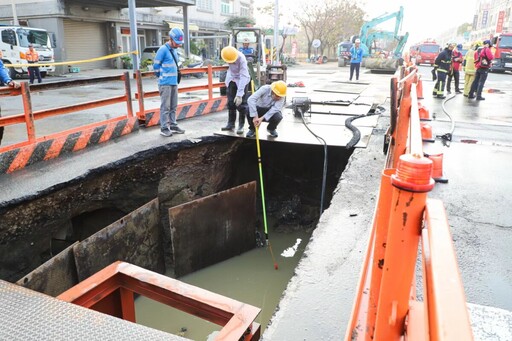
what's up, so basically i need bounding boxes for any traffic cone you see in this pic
[425,152,448,183]
[416,79,424,99]
[418,102,431,121]
[421,122,435,142]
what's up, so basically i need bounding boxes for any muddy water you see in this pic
[135,228,312,340]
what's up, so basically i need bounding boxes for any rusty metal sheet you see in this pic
[169,182,256,277]
[215,112,373,148]
[16,242,79,297]
[73,198,164,281]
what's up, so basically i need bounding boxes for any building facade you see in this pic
[471,0,512,41]
[0,0,253,73]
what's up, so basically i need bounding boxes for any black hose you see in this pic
[297,107,328,216]
[345,104,386,149]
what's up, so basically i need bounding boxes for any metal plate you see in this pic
[73,198,165,281]
[0,280,186,340]
[16,242,79,297]
[215,112,373,148]
[169,182,257,277]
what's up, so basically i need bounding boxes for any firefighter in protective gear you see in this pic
[468,40,494,100]
[221,46,251,135]
[26,44,42,84]
[432,43,454,99]
[245,81,287,138]
[447,44,463,94]
[463,41,481,97]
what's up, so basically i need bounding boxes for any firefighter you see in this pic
[468,40,494,100]
[447,44,463,94]
[220,46,251,135]
[26,44,42,84]
[432,43,454,99]
[463,41,481,97]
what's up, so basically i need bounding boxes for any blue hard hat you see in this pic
[169,27,184,45]
[457,44,463,49]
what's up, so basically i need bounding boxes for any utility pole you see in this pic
[273,0,279,65]
[128,0,139,71]
[11,0,19,25]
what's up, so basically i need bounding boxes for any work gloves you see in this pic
[234,96,243,107]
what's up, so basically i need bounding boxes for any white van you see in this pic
[0,26,55,78]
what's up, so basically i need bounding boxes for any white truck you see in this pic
[0,25,55,78]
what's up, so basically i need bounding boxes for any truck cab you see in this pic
[0,26,55,78]
[415,42,441,66]
[490,32,512,73]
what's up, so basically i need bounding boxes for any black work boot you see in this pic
[221,110,236,131]
[236,115,245,135]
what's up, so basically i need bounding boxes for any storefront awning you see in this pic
[166,20,199,32]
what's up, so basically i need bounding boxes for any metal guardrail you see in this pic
[345,66,473,340]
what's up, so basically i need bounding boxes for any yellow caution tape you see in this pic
[4,51,138,68]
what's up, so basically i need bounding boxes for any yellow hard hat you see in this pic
[271,80,287,97]
[221,46,238,63]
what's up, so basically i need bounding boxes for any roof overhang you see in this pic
[68,0,195,9]
[165,20,199,31]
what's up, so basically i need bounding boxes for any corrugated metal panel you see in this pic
[63,20,109,70]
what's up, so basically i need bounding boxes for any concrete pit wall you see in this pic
[0,138,352,288]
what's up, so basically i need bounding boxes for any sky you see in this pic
[256,0,479,44]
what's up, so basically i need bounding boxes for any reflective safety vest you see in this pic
[26,50,39,63]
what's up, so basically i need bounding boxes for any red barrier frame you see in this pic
[58,261,261,341]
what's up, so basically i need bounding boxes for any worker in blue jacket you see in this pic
[349,39,364,81]
[0,50,20,145]
[432,43,454,99]
[153,27,186,137]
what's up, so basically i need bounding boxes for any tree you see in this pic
[295,0,364,59]
[225,16,256,30]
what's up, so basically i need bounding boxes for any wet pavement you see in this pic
[1,63,512,339]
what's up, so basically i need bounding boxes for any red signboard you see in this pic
[496,11,505,33]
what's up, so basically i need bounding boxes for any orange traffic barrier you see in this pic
[134,65,229,127]
[418,102,431,121]
[426,152,448,183]
[347,65,473,340]
[0,73,138,174]
[416,77,424,99]
[421,122,434,142]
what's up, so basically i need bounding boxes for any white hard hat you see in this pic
[355,39,361,43]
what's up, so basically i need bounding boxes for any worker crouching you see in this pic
[245,81,287,138]
[220,46,251,135]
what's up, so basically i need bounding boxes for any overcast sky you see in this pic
[257,0,479,44]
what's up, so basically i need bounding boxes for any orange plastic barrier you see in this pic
[0,73,138,174]
[135,65,229,127]
[346,66,473,340]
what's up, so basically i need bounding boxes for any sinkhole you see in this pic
[0,137,353,337]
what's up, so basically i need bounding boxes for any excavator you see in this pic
[358,6,409,73]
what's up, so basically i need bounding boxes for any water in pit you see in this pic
[135,228,312,340]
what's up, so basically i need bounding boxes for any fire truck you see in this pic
[413,41,441,66]
[490,32,512,73]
